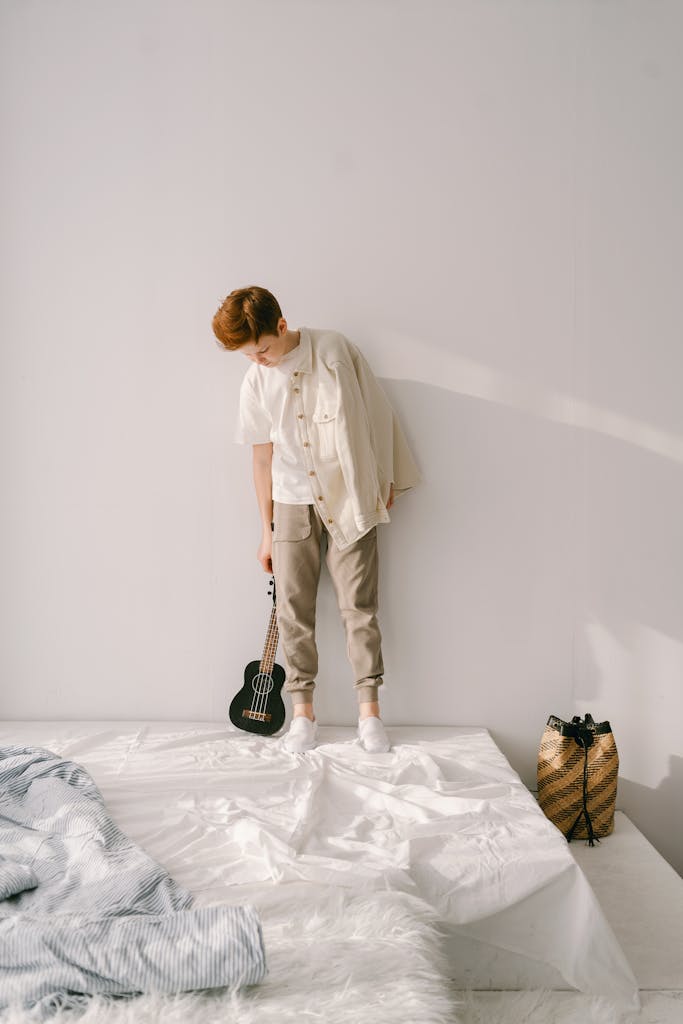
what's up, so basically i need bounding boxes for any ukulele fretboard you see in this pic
[260,605,279,675]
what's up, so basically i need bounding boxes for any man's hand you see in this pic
[257,530,273,573]
[386,483,395,510]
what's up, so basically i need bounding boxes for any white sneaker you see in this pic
[358,715,391,753]
[283,715,318,753]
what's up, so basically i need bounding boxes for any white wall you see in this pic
[571,1,683,878]
[1,1,681,875]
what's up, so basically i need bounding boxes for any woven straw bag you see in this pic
[537,713,618,846]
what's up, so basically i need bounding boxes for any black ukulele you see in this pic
[229,577,286,735]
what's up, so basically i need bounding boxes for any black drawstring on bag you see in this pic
[565,716,601,847]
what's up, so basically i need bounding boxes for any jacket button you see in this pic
[308,471,315,476]
[303,441,310,447]
[297,413,304,419]
[294,387,300,393]
[317,495,323,501]
[327,518,334,524]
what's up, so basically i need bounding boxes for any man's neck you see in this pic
[282,329,301,356]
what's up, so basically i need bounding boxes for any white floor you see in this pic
[451,811,683,1023]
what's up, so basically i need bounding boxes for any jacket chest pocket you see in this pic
[312,387,338,462]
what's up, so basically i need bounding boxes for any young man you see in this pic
[212,286,420,753]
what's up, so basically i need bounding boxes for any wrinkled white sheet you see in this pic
[0,722,640,1012]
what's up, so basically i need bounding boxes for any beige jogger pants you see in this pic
[271,502,384,705]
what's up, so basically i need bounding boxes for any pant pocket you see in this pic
[273,502,312,541]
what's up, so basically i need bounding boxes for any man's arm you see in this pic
[252,442,274,572]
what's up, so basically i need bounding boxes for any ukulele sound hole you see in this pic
[251,673,274,695]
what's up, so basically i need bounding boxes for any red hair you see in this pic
[212,286,282,350]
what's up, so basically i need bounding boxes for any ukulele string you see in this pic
[260,609,278,717]
[261,607,279,716]
[253,614,271,716]
[251,608,271,716]
[261,581,279,718]
[255,610,274,716]
[255,605,277,718]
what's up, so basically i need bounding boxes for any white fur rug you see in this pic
[0,886,459,1023]
[1,884,647,1024]
[450,989,647,1024]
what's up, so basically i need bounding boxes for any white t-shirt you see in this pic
[234,329,313,503]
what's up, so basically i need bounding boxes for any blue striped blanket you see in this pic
[0,745,266,1016]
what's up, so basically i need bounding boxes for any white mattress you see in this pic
[0,721,641,1013]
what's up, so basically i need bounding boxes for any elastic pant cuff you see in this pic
[288,689,316,706]
[355,681,382,704]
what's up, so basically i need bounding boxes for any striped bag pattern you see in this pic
[537,713,618,846]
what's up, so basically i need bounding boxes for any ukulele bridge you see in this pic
[242,709,272,723]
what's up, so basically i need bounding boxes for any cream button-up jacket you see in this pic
[241,327,421,551]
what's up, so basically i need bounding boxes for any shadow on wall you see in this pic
[571,428,683,880]
[617,759,683,879]
[576,623,683,878]
[372,372,683,882]
[352,375,575,786]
